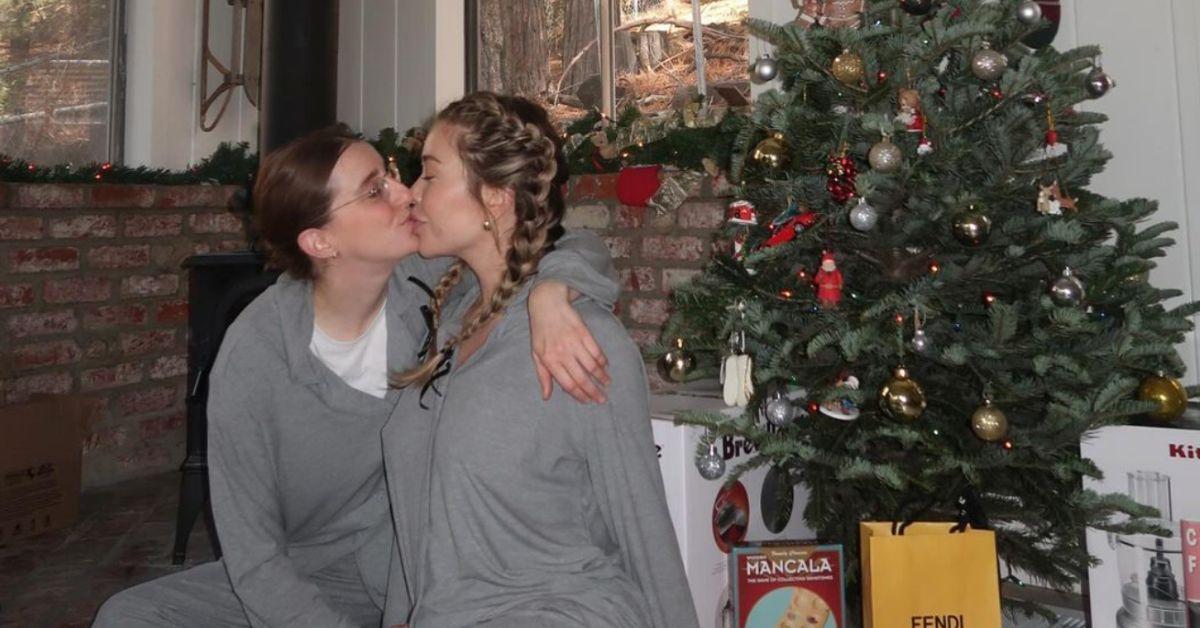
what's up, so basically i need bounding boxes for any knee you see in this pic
[92,587,155,627]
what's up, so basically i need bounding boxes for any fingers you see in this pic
[579,332,611,387]
[534,353,553,400]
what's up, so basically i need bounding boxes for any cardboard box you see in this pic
[730,542,845,628]
[0,396,95,544]
[1081,424,1200,627]
[651,386,815,628]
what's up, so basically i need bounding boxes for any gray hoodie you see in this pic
[206,231,618,627]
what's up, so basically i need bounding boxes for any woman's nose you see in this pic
[389,179,413,207]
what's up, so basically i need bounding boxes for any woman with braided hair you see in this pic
[382,93,698,628]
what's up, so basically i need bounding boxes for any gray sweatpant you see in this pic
[91,559,382,628]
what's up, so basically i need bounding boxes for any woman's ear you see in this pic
[481,184,516,219]
[297,227,338,260]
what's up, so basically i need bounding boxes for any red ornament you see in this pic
[808,401,821,414]
[990,86,1004,100]
[616,164,662,207]
[826,153,857,204]
[727,200,758,225]
[876,70,889,84]
[983,292,997,307]
[929,261,941,274]
[813,251,844,309]
[763,211,818,248]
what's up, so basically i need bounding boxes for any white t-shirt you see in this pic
[309,301,389,399]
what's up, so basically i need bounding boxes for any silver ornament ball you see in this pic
[868,139,903,173]
[1086,67,1116,98]
[763,395,796,428]
[911,329,931,353]
[1049,268,1086,306]
[848,198,879,231]
[1016,1,1042,25]
[971,46,1009,81]
[696,446,726,480]
[751,53,779,84]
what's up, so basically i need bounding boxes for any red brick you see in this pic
[48,214,116,239]
[120,274,180,297]
[115,385,178,416]
[124,214,183,237]
[43,277,112,303]
[628,329,661,350]
[614,205,646,229]
[641,236,704,261]
[155,299,189,323]
[628,298,670,326]
[84,339,109,359]
[119,329,176,356]
[566,174,619,202]
[663,268,702,292]
[562,203,610,229]
[8,247,79,272]
[0,283,35,308]
[87,244,150,269]
[156,186,228,208]
[678,201,726,229]
[83,304,147,329]
[0,216,44,240]
[3,371,73,404]
[139,412,186,439]
[90,185,156,208]
[188,212,243,235]
[7,310,77,337]
[149,354,187,380]
[619,266,658,292]
[80,363,143,391]
[603,236,632,260]
[11,339,82,370]
[9,184,87,209]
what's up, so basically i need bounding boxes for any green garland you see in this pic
[1,109,745,186]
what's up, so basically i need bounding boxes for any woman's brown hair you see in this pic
[392,92,568,387]
[252,124,359,280]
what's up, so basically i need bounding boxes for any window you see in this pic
[466,0,749,128]
[0,0,125,164]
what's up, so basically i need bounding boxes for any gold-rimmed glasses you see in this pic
[330,162,402,213]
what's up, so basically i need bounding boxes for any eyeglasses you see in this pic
[330,162,402,213]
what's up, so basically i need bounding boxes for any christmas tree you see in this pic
[661,0,1198,615]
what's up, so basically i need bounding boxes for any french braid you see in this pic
[391,92,567,388]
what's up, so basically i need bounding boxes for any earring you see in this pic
[482,219,493,231]
[330,250,339,259]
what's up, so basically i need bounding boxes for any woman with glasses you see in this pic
[92,125,618,628]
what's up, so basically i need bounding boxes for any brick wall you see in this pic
[0,176,727,487]
[0,183,245,488]
[562,173,730,390]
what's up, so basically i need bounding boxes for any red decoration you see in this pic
[727,200,759,225]
[763,211,818,248]
[813,251,844,309]
[826,152,857,204]
[616,165,662,207]
[983,292,997,307]
[896,88,925,134]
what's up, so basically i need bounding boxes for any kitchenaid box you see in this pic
[1082,424,1200,628]
[650,387,815,628]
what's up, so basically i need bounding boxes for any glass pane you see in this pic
[0,0,117,164]
[474,0,602,129]
[615,0,748,115]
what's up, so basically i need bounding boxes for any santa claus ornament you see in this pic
[813,251,844,309]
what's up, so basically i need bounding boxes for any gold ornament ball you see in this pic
[952,209,992,247]
[1137,374,1187,423]
[831,49,865,85]
[971,400,1009,442]
[879,366,927,421]
[657,337,697,383]
[752,132,789,170]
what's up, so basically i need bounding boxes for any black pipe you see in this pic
[260,0,340,154]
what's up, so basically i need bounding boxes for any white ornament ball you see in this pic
[868,139,903,173]
[971,45,1008,81]
[911,329,932,353]
[751,53,779,84]
[696,446,726,480]
[849,197,879,232]
[1016,1,1042,25]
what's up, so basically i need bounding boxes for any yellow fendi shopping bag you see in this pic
[860,521,1002,628]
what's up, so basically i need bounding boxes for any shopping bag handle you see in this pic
[890,484,990,535]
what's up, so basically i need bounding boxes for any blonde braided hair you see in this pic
[391,92,568,388]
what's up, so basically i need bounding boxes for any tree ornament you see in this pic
[1048,267,1086,306]
[831,49,865,85]
[911,329,931,353]
[813,251,844,309]
[826,149,858,203]
[657,337,696,383]
[727,200,759,225]
[1027,105,1069,163]
[868,135,903,173]
[764,198,819,248]
[796,0,864,30]
[895,88,925,133]
[1016,0,1042,25]
[879,366,927,421]
[917,135,935,156]
[819,373,861,421]
[971,399,1009,442]
[722,323,754,407]
[1085,66,1116,98]
[696,443,726,480]
[750,53,779,84]
[1021,0,1062,50]
[952,207,993,246]
[752,132,789,170]
[971,43,1008,81]
[1137,373,1187,423]
[762,386,798,427]
[848,197,879,231]
[1036,180,1076,215]
[898,0,933,16]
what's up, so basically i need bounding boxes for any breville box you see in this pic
[651,385,814,628]
[0,396,95,544]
